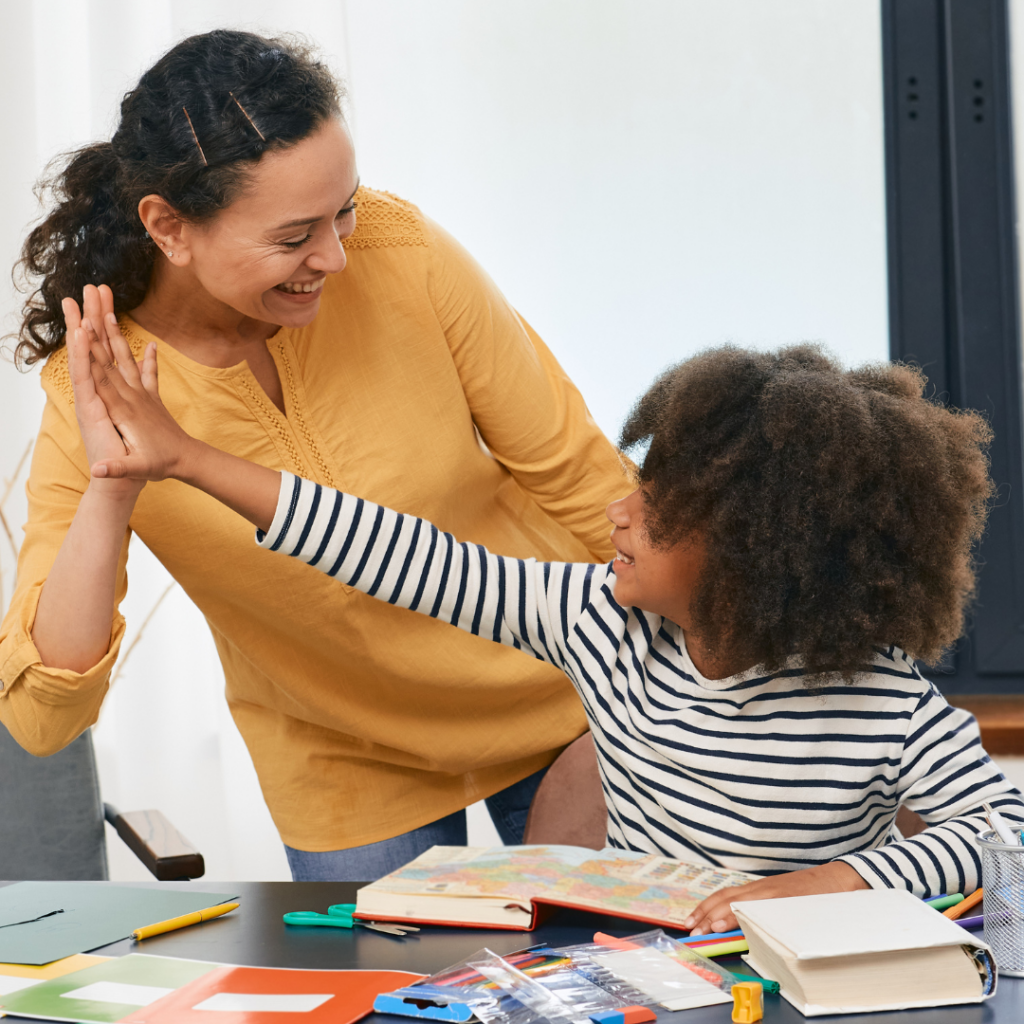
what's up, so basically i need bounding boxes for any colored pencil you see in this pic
[695,938,749,957]
[956,914,985,929]
[944,888,983,919]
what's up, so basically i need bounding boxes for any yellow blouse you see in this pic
[0,189,632,850]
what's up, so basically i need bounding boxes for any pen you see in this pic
[983,802,1020,845]
[132,901,239,940]
[593,932,641,950]
[684,934,745,949]
[731,972,780,995]
[682,928,745,944]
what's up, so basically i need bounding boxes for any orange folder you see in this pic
[118,966,423,1024]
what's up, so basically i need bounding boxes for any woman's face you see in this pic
[176,117,359,329]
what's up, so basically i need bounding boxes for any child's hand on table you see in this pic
[683,861,868,934]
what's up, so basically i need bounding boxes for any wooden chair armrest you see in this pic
[103,804,205,880]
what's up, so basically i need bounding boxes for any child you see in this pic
[75,317,1024,934]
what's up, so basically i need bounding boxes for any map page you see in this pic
[360,845,760,928]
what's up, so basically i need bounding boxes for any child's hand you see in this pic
[683,861,868,934]
[84,314,199,483]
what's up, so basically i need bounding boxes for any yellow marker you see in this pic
[697,938,749,957]
[731,980,763,1023]
[132,902,239,940]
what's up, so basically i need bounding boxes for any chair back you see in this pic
[523,732,607,849]
[0,726,108,879]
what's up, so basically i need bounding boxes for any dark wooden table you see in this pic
[3,881,1021,1022]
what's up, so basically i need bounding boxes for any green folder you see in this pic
[0,953,219,1023]
[0,883,237,965]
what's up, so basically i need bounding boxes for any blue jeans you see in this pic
[285,765,547,881]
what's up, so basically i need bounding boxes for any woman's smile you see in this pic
[276,277,326,295]
[272,277,327,303]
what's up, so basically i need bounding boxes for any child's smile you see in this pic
[605,489,705,634]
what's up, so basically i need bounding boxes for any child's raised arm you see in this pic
[80,316,279,533]
[82,319,598,670]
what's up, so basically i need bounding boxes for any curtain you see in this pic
[1,0,889,879]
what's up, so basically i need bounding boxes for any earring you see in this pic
[166,250,174,258]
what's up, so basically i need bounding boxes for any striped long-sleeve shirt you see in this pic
[259,473,1024,894]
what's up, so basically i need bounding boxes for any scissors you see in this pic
[283,903,419,938]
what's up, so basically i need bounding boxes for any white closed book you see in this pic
[732,889,996,1016]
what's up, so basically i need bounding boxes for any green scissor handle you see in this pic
[328,904,358,917]
[282,910,354,928]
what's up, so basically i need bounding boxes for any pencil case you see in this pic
[374,944,648,1024]
[467,947,642,1024]
[373,948,542,1024]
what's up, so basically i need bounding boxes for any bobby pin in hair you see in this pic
[182,107,208,166]
[229,91,267,142]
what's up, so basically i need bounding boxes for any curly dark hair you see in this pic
[12,30,342,367]
[619,344,994,680]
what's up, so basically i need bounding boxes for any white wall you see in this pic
[345,0,890,439]
[0,1,889,880]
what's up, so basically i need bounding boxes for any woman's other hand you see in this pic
[64,285,142,501]
[682,861,869,935]
[82,313,198,483]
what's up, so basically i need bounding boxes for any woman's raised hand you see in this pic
[77,310,199,483]
[65,285,143,500]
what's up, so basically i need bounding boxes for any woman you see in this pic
[0,30,630,880]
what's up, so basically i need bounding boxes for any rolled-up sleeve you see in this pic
[0,373,130,756]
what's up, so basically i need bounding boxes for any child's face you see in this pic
[606,489,706,630]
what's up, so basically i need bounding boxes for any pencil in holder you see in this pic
[977,827,1024,977]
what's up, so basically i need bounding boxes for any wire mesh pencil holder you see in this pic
[977,828,1024,977]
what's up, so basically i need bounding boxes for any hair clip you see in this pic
[182,107,208,166]
[229,91,266,142]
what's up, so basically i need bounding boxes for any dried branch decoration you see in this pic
[0,439,34,614]
[108,580,178,688]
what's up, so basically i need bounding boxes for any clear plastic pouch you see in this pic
[377,944,641,1024]
[468,947,634,1024]
[585,930,737,1011]
[375,933,738,1023]
[547,943,659,1007]
[624,929,738,988]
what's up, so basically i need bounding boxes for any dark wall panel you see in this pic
[883,0,1024,692]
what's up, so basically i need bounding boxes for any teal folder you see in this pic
[0,883,237,965]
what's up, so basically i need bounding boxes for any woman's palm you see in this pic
[64,286,143,497]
